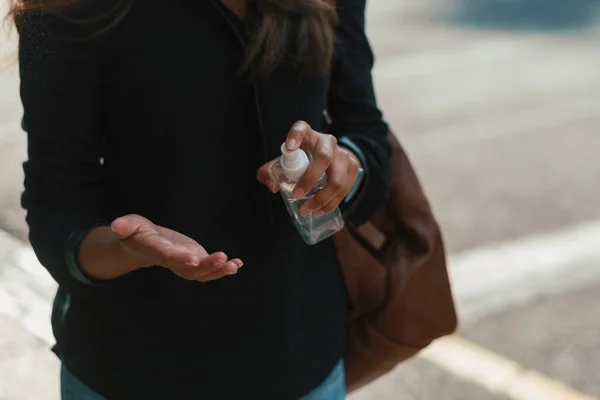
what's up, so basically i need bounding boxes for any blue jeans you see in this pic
[60,364,104,400]
[61,359,346,399]
[300,359,346,400]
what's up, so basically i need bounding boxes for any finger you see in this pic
[111,214,152,240]
[293,134,337,199]
[137,233,210,268]
[151,235,206,267]
[256,159,279,193]
[164,246,204,268]
[196,257,243,282]
[191,258,238,282]
[183,250,227,269]
[315,159,360,216]
[173,252,229,280]
[299,158,346,216]
[197,260,241,282]
[339,146,363,169]
[190,252,228,271]
[286,120,317,151]
[314,191,346,217]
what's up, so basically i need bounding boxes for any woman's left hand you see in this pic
[257,120,361,217]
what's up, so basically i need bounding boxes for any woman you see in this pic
[11,0,390,398]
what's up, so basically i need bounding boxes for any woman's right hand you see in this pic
[110,214,243,282]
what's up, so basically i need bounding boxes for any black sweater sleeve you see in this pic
[328,0,391,225]
[17,12,111,296]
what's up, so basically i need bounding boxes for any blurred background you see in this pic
[1,0,600,399]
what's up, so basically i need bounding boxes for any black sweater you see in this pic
[17,0,390,398]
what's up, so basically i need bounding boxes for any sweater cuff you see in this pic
[338,136,369,212]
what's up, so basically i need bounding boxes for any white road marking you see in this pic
[421,336,598,400]
[0,281,54,345]
[0,231,55,345]
[449,218,600,322]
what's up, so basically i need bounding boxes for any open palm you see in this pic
[111,215,243,282]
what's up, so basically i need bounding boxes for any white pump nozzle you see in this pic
[280,142,310,181]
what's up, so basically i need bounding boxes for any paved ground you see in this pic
[0,316,59,400]
[462,281,600,397]
[1,0,600,399]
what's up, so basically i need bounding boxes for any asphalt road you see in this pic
[1,0,600,399]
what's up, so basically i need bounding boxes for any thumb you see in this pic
[111,214,149,240]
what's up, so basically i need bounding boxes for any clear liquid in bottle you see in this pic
[271,144,345,245]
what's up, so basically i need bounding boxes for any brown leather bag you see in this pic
[325,0,457,390]
[334,130,458,392]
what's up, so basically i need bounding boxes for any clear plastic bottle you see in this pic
[271,143,345,245]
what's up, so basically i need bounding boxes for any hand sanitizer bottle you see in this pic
[271,143,345,245]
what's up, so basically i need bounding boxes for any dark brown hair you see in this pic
[6,0,337,78]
